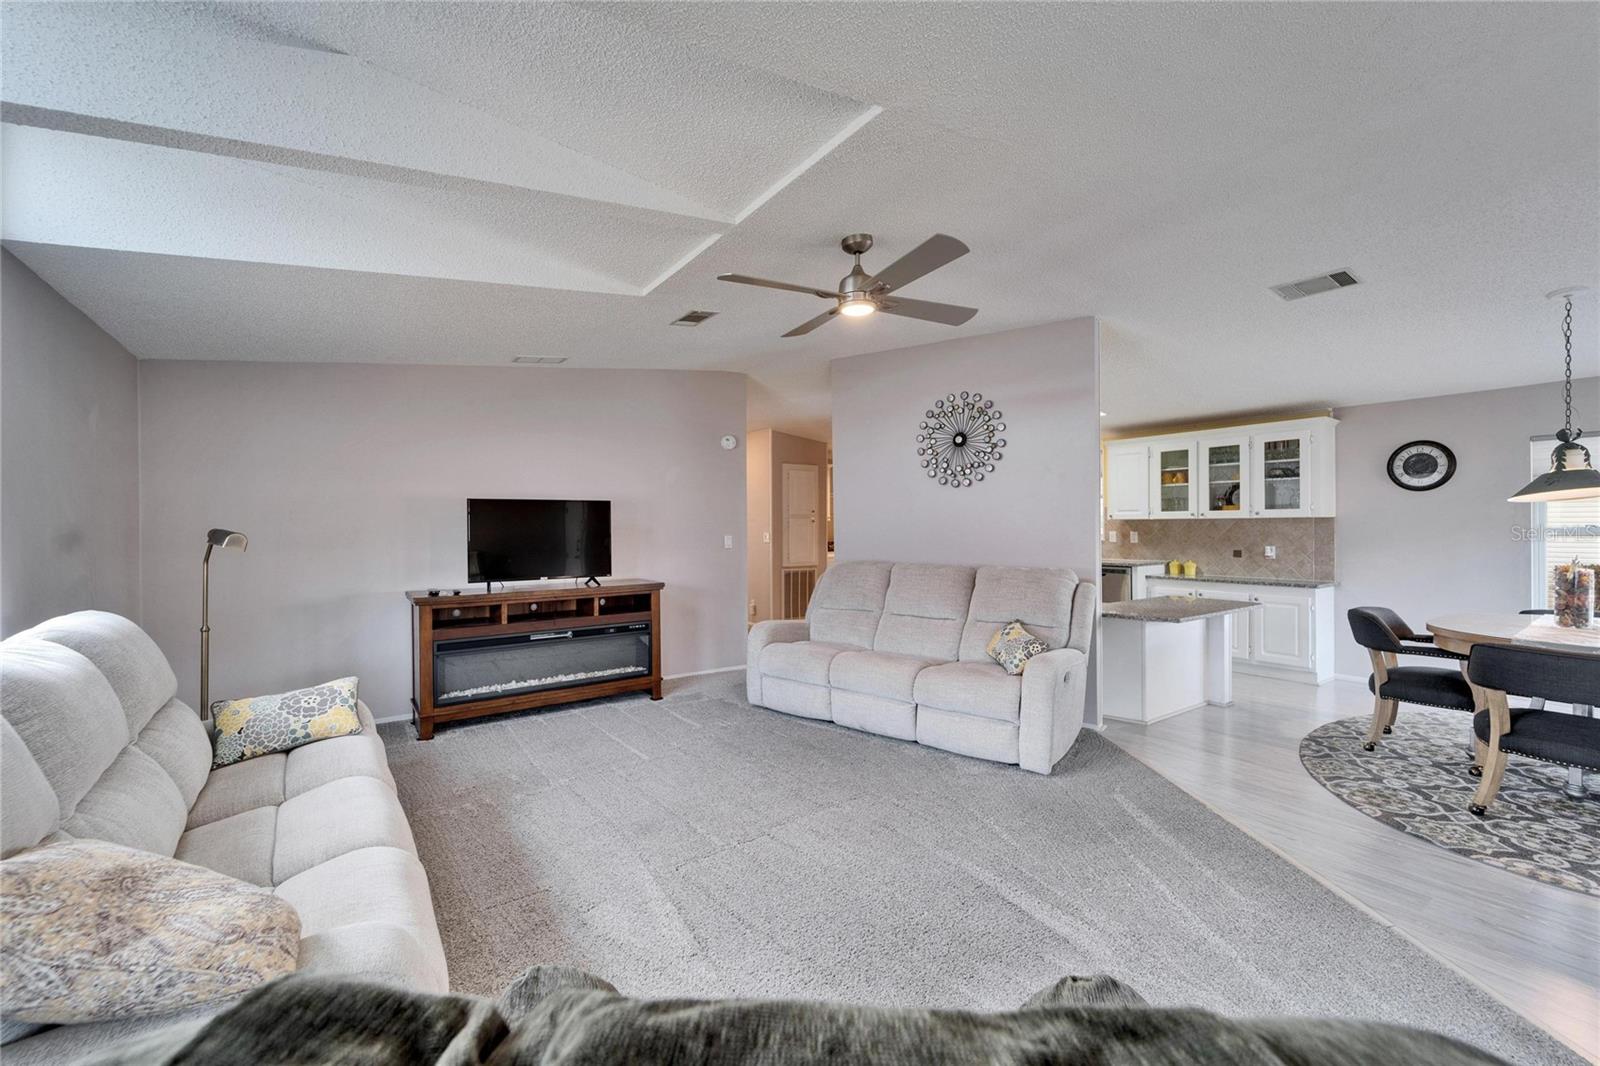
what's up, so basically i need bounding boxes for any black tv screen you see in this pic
[467,499,612,583]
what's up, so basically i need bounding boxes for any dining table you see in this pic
[1427,612,1600,798]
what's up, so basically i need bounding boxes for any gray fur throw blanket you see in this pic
[87,965,1506,1065]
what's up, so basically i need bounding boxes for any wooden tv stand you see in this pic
[406,579,663,739]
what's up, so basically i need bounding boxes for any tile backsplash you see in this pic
[1103,517,1335,583]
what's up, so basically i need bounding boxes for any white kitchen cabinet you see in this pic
[1250,588,1313,669]
[1142,578,1334,684]
[1105,441,1151,518]
[1148,438,1199,518]
[1198,434,1250,517]
[1103,417,1336,521]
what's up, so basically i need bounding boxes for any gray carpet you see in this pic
[380,674,1581,1066]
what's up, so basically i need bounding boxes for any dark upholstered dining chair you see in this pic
[1466,642,1600,815]
[1347,607,1474,752]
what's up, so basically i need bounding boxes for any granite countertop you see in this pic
[1102,595,1259,623]
[1101,558,1170,568]
[1144,573,1335,589]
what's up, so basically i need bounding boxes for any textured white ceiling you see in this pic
[3,2,1597,441]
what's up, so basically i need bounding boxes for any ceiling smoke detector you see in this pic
[1270,270,1359,301]
[512,356,568,365]
[671,310,718,326]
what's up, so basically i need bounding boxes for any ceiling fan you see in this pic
[717,233,978,337]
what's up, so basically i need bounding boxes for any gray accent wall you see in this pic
[135,361,748,719]
[1332,376,1599,678]
[1,250,141,636]
[830,318,1102,720]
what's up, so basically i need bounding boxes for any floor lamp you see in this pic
[201,528,248,719]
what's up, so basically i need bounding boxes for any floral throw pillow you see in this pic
[986,620,1048,676]
[0,841,299,1024]
[211,676,362,768]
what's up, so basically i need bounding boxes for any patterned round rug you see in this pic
[1299,709,1600,897]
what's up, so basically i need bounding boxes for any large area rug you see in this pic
[1299,709,1600,899]
[380,674,1582,1066]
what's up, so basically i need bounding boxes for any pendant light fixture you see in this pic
[1509,287,1600,503]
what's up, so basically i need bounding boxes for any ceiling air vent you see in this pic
[512,356,567,365]
[1270,270,1359,301]
[671,310,718,326]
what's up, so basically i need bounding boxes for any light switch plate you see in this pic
[1108,530,1119,543]
[1264,545,1277,559]
[1129,531,1139,544]
[723,535,734,549]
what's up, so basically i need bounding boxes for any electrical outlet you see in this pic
[1107,530,1119,543]
[1129,531,1139,544]
[749,600,757,618]
[723,534,734,549]
[1264,545,1277,559]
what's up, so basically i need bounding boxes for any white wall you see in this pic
[831,318,1102,718]
[137,361,748,719]
[1,250,141,636]
[1333,376,1599,677]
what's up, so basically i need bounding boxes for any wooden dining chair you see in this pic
[1346,607,1473,751]
[1466,643,1600,815]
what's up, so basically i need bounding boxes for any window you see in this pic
[1527,438,1600,608]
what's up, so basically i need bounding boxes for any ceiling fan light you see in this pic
[838,295,876,318]
[1509,441,1600,502]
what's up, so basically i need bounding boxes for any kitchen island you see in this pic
[1101,595,1258,724]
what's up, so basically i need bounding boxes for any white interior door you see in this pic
[781,464,819,568]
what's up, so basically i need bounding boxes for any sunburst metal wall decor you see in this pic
[916,391,1007,488]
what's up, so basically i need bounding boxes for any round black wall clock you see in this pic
[1387,440,1457,491]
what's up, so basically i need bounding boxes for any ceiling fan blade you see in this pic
[717,273,834,299]
[782,308,840,337]
[876,296,978,326]
[867,234,970,293]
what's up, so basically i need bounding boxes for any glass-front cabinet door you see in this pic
[1150,439,1197,518]
[1199,436,1249,517]
[1253,430,1313,516]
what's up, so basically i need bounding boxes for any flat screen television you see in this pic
[467,499,612,584]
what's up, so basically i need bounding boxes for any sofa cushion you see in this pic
[61,747,189,858]
[272,777,417,884]
[0,841,298,1025]
[22,611,178,737]
[760,641,852,687]
[958,566,1079,662]
[829,650,936,703]
[285,703,394,796]
[916,706,1019,765]
[0,638,130,834]
[187,754,288,830]
[914,661,1023,722]
[276,846,448,994]
[176,807,278,887]
[133,699,212,811]
[806,561,892,648]
[1,720,58,859]
[872,564,975,661]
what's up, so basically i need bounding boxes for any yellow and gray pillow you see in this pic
[986,620,1048,675]
[211,676,362,768]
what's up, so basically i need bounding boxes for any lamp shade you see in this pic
[207,528,248,550]
[1509,440,1600,502]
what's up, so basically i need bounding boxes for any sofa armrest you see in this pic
[1018,647,1089,775]
[747,619,810,705]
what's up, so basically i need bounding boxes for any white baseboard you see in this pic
[371,666,745,727]
[665,665,744,680]
[1331,672,1369,685]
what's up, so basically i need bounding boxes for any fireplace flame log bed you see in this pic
[407,580,663,739]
